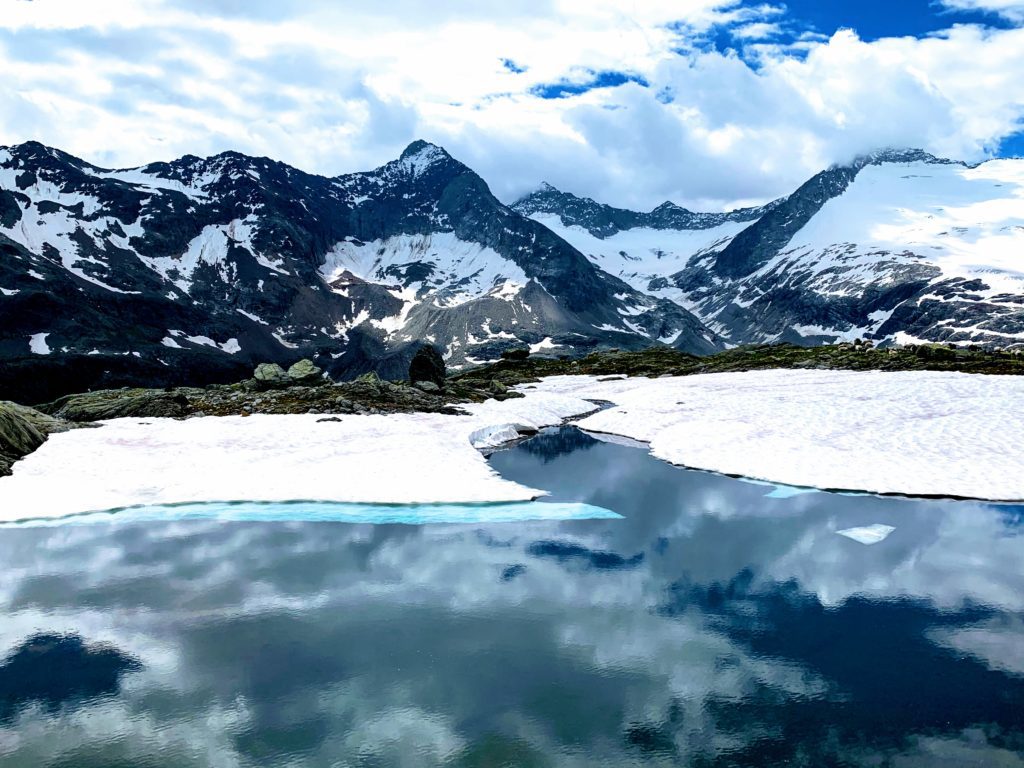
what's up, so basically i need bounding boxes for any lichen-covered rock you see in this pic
[414,380,440,393]
[287,359,323,384]
[0,401,72,477]
[40,390,189,422]
[408,345,446,388]
[254,363,289,385]
[355,371,383,387]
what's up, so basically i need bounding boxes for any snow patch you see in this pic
[529,337,561,354]
[29,333,51,355]
[321,233,529,308]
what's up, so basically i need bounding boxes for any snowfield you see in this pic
[0,391,598,522]
[0,369,1021,522]
[528,370,1024,500]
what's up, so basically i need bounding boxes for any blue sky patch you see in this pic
[699,0,1018,61]
[997,130,1024,158]
[501,58,527,74]
[530,70,650,99]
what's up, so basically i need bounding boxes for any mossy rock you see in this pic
[0,402,46,458]
[287,359,322,384]
[254,362,289,387]
[355,371,383,386]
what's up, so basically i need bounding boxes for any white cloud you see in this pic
[941,0,1024,21]
[0,1,1022,210]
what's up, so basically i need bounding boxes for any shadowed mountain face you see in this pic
[0,140,720,402]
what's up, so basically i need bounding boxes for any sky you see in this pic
[1,0,1023,211]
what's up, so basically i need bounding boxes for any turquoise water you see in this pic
[0,426,1021,766]
[1,500,621,527]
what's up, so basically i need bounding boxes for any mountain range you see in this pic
[1,139,1022,402]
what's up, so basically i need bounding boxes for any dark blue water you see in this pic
[0,426,1022,766]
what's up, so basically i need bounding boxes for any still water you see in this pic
[0,426,1022,766]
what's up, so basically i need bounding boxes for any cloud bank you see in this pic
[1,0,1023,210]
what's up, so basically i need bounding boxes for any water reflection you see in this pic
[0,634,140,723]
[0,426,1020,766]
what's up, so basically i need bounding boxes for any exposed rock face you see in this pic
[408,345,446,388]
[513,181,779,239]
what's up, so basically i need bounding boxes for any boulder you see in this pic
[408,346,446,388]
[414,380,441,393]
[500,348,530,361]
[254,363,289,386]
[356,371,381,383]
[287,359,323,385]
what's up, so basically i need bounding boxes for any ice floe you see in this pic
[836,524,896,545]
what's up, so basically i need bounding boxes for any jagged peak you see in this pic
[651,200,688,214]
[844,147,964,170]
[391,140,457,180]
[532,181,559,194]
[3,139,56,156]
[399,139,445,159]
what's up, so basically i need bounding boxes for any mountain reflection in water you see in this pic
[0,426,1021,766]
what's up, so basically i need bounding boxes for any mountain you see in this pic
[0,140,720,402]
[514,182,779,238]
[3,139,1021,403]
[516,149,1024,350]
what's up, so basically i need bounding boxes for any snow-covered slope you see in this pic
[525,212,749,311]
[2,139,1021,402]
[675,151,1024,347]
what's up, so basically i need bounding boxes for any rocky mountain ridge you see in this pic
[1,139,1022,403]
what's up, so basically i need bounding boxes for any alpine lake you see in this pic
[0,426,1021,767]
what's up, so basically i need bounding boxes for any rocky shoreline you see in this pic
[2,342,1021,478]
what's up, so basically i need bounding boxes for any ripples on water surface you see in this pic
[1,426,1022,766]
